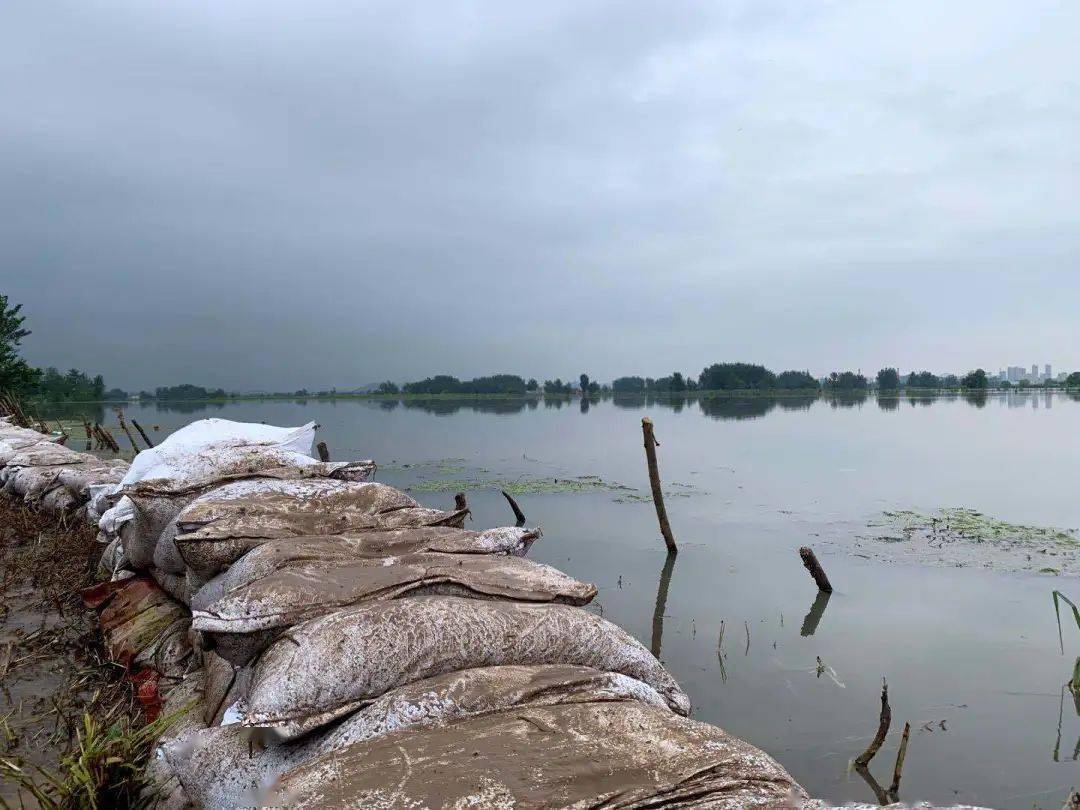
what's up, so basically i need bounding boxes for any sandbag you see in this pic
[193,553,596,665]
[57,458,128,499]
[143,672,206,810]
[110,461,376,573]
[40,484,78,513]
[242,596,690,738]
[174,481,467,580]
[189,526,539,614]
[165,664,669,809]
[84,575,191,667]
[271,700,809,809]
[97,416,373,540]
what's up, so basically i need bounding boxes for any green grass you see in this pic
[0,706,187,809]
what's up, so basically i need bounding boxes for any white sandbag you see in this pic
[174,480,466,580]
[190,527,539,613]
[242,596,690,739]
[164,665,669,809]
[271,700,809,809]
[193,552,596,665]
[98,417,373,535]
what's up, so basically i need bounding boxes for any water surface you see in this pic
[44,391,1080,807]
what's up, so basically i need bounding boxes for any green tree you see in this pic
[1066,372,1080,389]
[525,378,539,391]
[876,367,900,390]
[824,371,868,392]
[961,369,988,390]
[0,295,39,395]
[579,374,590,393]
[376,381,399,394]
[698,362,776,391]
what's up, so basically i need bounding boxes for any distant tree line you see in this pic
[401,374,531,395]
[140,384,228,401]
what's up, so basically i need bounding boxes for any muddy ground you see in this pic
[0,501,142,807]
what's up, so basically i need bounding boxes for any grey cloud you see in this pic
[1,0,1077,389]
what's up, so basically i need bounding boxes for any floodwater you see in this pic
[43,390,1080,808]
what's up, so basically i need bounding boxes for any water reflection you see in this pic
[961,391,988,408]
[877,397,900,412]
[800,591,831,636]
[151,399,227,414]
[650,551,677,659]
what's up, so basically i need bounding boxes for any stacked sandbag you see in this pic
[99,422,376,575]
[165,478,467,581]
[0,417,129,516]
[1,412,811,806]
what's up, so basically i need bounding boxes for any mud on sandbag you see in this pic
[174,481,468,580]
[109,457,377,573]
[270,700,809,809]
[242,595,690,739]
[192,553,597,665]
[190,526,540,612]
[82,575,191,669]
[165,664,669,809]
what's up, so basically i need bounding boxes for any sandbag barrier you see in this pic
[0,415,812,808]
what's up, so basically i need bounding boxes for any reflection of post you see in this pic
[650,551,677,658]
[800,590,831,636]
[641,418,677,554]
[853,763,889,806]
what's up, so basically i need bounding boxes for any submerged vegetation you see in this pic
[872,508,1078,549]
[390,459,702,502]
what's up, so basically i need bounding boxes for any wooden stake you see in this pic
[854,679,891,767]
[131,419,154,448]
[316,441,330,462]
[500,489,526,526]
[641,418,677,554]
[116,409,140,451]
[888,721,911,797]
[799,546,833,593]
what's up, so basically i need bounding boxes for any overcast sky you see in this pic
[1,1,1077,390]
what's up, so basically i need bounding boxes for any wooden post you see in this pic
[500,489,526,526]
[799,546,833,593]
[854,679,891,767]
[454,492,468,512]
[131,419,154,448]
[888,721,911,797]
[641,418,677,554]
[316,441,330,462]
[116,409,140,451]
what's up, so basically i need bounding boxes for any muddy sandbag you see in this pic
[108,458,378,572]
[243,596,689,738]
[174,481,467,580]
[202,651,251,727]
[271,699,808,809]
[98,416,373,540]
[189,526,539,612]
[0,443,88,498]
[193,553,596,665]
[0,433,60,466]
[166,664,668,809]
[143,673,205,810]
[57,458,128,499]
[40,483,79,513]
[160,478,422,576]
[84,575,191,667]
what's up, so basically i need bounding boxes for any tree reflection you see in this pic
[650,551,677,659]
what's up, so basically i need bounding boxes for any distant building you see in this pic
[1045,364,1052,380]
